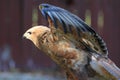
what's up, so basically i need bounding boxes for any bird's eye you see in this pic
[28,32,32,34]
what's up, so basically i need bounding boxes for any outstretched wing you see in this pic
[39,3,108,57]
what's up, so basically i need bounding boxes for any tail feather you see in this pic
[90,55,120,80]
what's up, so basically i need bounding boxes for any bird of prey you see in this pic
[23,3,120,80]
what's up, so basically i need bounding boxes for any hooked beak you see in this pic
[22,33,27,39]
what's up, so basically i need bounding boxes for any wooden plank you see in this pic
[7,0,24,68]
[21,0,33,69]
[102,0,120,67]
[89,0,99,31]
[0,0,9,45]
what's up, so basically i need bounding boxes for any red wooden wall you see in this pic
[0,0,120,70]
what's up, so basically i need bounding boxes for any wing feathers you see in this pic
[39,3,108,56]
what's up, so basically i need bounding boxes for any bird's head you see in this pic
[23,26,50,46]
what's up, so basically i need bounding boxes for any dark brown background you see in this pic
[0,0,120,71]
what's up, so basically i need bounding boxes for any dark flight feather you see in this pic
[39,3,108,57]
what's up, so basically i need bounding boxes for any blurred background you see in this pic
[0,0,120,79]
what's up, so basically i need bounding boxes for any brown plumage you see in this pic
[23,3,120,80]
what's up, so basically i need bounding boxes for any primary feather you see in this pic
[39,3,108,57]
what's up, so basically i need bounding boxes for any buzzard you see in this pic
[23,3,120,80]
